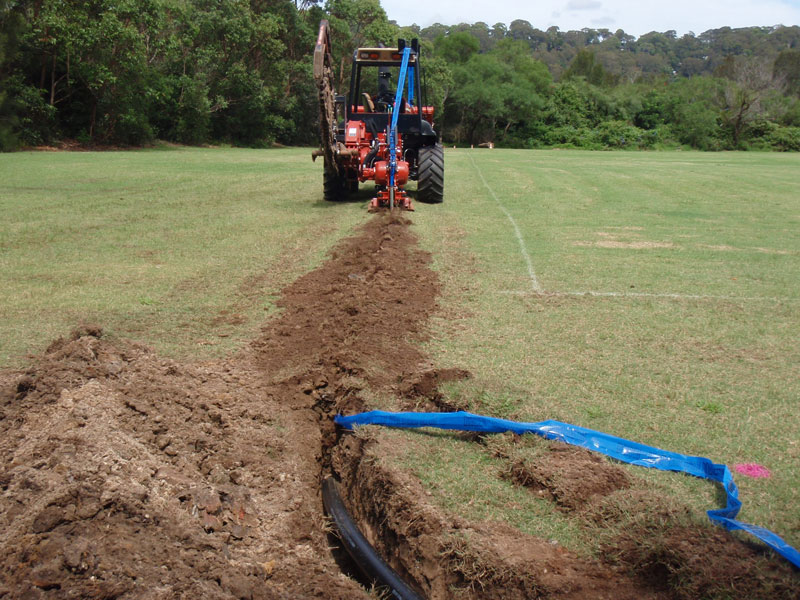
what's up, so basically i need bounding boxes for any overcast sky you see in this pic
[380,0,800,37]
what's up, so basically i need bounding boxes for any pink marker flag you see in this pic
[733,463,771,478]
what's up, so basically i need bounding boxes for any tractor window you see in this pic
[354,66,405,113]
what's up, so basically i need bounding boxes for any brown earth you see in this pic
[1,213,797,599]
[503,443,633,513]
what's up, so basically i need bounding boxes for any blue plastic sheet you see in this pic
[335,410,800,569]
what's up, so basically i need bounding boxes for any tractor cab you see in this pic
[314,22,444,209]
[339,41,437,148]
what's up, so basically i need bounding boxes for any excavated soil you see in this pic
[1,213,797,599]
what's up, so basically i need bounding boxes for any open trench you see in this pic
[1,213,797,599]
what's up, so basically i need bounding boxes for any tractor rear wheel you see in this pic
[323,168,348,202]
[417,144,444,204]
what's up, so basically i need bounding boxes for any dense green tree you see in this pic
[21,0,167,143]
[419,22,447,43]
[447,53,505,143]
[508,20,535,46]
[666,77,725,149]
[490,23,507,43]
[325,0,394,87]
[447,22,493,53]
[563,49,616,86]
[715,56,781,146]
[418,54,453,138]
[774,49,800,97]
[5,0,321,146]
[632,87,669,130]
[490,39,551,143]
[434,31,479,65]
[447,40,550,145]
[0,1,25,150]
[4,5,800,151]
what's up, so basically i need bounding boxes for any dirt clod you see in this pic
[398,368,472,411]
[505,443,632,512]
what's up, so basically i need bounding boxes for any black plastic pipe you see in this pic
[322,477,424,600]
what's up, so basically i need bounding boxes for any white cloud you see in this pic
[567,0,603,11]
[592,16,617,26]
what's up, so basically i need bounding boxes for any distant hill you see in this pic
[403,22,800,80]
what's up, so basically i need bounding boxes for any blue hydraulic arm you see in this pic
[387,46,412,208]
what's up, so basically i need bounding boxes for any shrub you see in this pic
[590,120,647,149]
[176,76,211,145]
[13,81,57,146]
[543,125,600,148]
[766,125,800,151]
[115,108,154,146]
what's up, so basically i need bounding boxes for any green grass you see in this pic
[410,149,800,553]
[0,147,367,366]
[389,428,592,553]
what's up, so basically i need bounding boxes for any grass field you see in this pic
[0,147,367,365]
[2,147,798,555]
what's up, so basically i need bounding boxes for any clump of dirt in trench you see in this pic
[1,213,797,599]
[489,434,633,512]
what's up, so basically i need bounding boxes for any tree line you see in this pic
[1,0,799,151]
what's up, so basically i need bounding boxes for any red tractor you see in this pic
[313,21,444,211]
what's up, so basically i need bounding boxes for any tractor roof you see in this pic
[353,47,418,66]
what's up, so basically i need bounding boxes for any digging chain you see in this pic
[314,20,341,178]
[317,66,339,175]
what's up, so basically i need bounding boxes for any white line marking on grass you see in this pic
[500,290,788,302]
[466,152,789,304]
[468,152,543,293]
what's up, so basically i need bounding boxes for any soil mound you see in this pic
[398,368,472,411]
[0,330,363,598]
[503,443,632,512]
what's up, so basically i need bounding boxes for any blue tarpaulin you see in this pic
[335,410,800,569]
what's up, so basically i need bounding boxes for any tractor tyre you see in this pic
[323,169,348,202]
[417,144,444,204]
